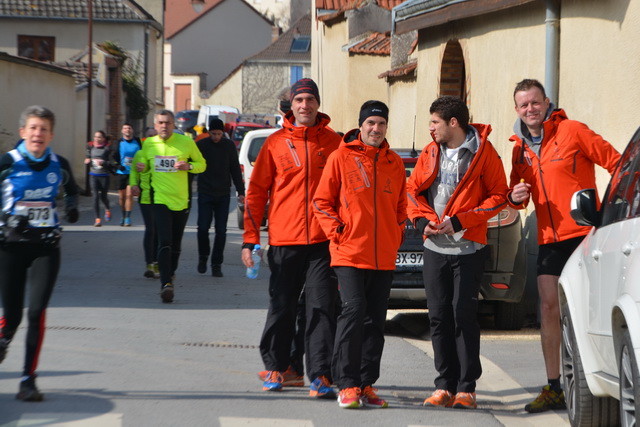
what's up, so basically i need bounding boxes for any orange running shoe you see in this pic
[257,366,304,387]
[452,392,477,409]
[361,385,388,408]
[337,387,362,409]
[423,389,455,407]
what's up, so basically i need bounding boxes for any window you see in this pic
[290,66,303,85]
[18,35,55,61]
[290,36,310,53]
[601,134,640,225]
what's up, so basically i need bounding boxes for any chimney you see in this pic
[272,26,282,42]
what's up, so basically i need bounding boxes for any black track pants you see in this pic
[422,248,485,393]
[152,204,189,285]
[0,243,60,377]
[260,242,338,382]
[331,267,392,389]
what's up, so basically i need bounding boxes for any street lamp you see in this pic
[192,0,205,13]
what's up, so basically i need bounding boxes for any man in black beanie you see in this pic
[196,118,244,277]
[313,100,407,409]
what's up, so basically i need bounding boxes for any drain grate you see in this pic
[182,342,258,349]
[47,326,98,331]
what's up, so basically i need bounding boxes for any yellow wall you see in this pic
[206,70,243,111]
[312,18,389,134]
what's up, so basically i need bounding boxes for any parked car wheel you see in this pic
[619,328,639,427]
[494,299,525,331]
[561,301,619,426]
[237,207,244,230]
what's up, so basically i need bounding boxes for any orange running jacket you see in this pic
[243,111,341,247]
[508,109,620,245]
[313,131,407,270]
[407,123,508,245]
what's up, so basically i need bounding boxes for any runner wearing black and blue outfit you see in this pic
[0,106,79,401]
[112,123,141,226]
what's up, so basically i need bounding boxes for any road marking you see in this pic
[404,338,569,426]
[219,418,313,426]
[12,413,122,426]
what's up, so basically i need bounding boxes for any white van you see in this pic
[196,105,240,130]
[236,127,278,229]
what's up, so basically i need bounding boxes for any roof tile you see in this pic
[349,31,390,55]
[0,0,150,21]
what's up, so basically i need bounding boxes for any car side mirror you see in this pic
[570,189,599,227]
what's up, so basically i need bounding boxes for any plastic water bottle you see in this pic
[246,245,261,279]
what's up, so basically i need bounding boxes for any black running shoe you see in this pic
[211,265,223,277]
[0,338,9,363]
[197,258,207,274]
[161,284,174,303]
[16,376,43,401]
[144,264,155,279]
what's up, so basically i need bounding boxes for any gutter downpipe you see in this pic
[545,0,560,105]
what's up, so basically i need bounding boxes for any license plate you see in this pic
[396,252,423,266]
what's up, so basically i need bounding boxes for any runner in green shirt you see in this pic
[131,110,206,303]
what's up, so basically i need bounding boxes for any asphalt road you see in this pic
[0,192,569,426]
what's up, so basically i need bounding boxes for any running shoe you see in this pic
[152,263,160,278]
[262,371,284,391]
[524,385,566,413]
[361,385,388,408]
[144,264,155,279]
[120,218,125,226]
[197,258,207,274]
[94,218,102,227]
[452,392,477,409]
[123,217,132,227]
[0,338,9,363]
[211,264,223,277]
[258,366,304,387]
[160,283,174,303]
[104,210,111,222]
[337,387,362,409]
[423,389,455,407]
[309,376,336,399]
[16,376,43,401]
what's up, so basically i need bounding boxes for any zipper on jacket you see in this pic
[537,163,559,242]
[572,150,580,174]
[442,139,483,220]
[303,130,310,244]
[374,152,379,270]
[287,140,302,167]
[355,157,371,187]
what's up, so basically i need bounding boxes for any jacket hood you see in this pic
[340,128,393,160]
[512,103,559,142]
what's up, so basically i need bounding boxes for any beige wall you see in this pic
[559,0,640,185]
[205,71,243,112]
[409,4,545,167]
[386,78,417,148]
[0,59,87,180]
[402,0,640,183]
[312,19,390,134]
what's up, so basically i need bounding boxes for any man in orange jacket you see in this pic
[408,96,508,410]
[314,100,407,409]
[241,79,341,397]
[508,79,620,413]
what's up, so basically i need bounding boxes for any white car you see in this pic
[236,128,278,229]
[559,127,640,426]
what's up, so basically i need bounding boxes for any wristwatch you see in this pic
[188,163,193,170]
